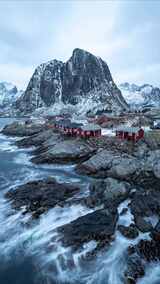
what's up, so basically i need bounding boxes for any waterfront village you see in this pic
[38,108,160,144]
[2,107,160,284]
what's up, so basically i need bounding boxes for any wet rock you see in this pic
[1,121,45,137]
[31,133,62,155]
[108,157,140,181]
[118,224,139,239]
[136,238,160,262]
[134,216,152,233]
[76,149,141,181]
[58,208,118,250]
[120,208,128,216]
[153,161,160,179]
[137,149,160,189]
[151,220,160,241]
[86,177,131,208]
[77,148,160,192]
[124,254,145,284]
[130,190,160,232]
[31,139,95,164]
[16,129,57,148]
[5,178,80,218]
[125,236,160,282]
[76,150,118,177]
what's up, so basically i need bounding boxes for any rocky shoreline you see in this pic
[2,119,160,283]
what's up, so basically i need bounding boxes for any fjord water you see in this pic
[0,118,159,284]
[0,118,89,284]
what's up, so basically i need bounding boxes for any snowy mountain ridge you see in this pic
[0,81,23,109]
[119,82,160,110]
[16,48,129,115]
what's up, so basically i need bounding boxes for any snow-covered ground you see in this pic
[102,128,115,136]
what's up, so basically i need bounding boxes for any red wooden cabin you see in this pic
[54,120,101,138]
[115,127,144,142]
[81,124,102,138]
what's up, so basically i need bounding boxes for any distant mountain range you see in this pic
[1,50,160,117]
[16,48,129,116]
[0,81,23,110]
[119,82,160,110]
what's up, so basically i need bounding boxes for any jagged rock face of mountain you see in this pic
[61,49,113,105]
[119,82,160,110]
[17,49,128,115]
[0,82,22,109]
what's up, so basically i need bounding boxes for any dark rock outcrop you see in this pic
[58,208,118,251]
[76,148,160,191]
[124,221,160,283]
[125,235,160,283]
[5,178,80,218]
[1,121,45,137]
[136,239,160,262]
[124,253,145,284]
[118,224,139,239]
[31,139,95,164]
[16,129,58,148]
[151,220,160,241]
[85,177,131,208]
[76,149,141,179]
[130,189,160,232]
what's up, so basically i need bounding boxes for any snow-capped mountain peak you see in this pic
[0,81,17,94]
[16,48,129,115]
[0,81,23,109]
[119,82,160,110]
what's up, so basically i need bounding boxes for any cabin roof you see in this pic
[82,123,101,131]
[55,119,71,127]
[55,119,83,128]
[115,127,142,133]
[69,122,83,128]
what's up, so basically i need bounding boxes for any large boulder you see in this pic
[77,149,141,180]
[58,208,118,251]
[5,178,80,218]
[108,157,140,180]
[151,219,160,241]
[77,148,160,190]
[31,139,95,164]
[153,161,160,179]
[118,224,139,239]
[86,177,131,208]
[124,229,160,283]
[16,129,57,148]
[136,238,160,262]
[124,253,145,284]
[76,150,120,177]
[130,189,160,232]
[31,132,63,156]
[1,121,45,137]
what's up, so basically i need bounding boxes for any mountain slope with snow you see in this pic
[0,81,23,109]
[16,48,129,115]
[119,82,160,110]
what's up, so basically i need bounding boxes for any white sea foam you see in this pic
[0,119,160,284]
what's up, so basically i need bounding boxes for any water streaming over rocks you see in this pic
[0,118,160,284]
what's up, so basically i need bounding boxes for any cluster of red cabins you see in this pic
[47,117,144,141]
[115,127,144,142]
[52,119,102,138]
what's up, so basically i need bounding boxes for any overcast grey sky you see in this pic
[0,0,160,89]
